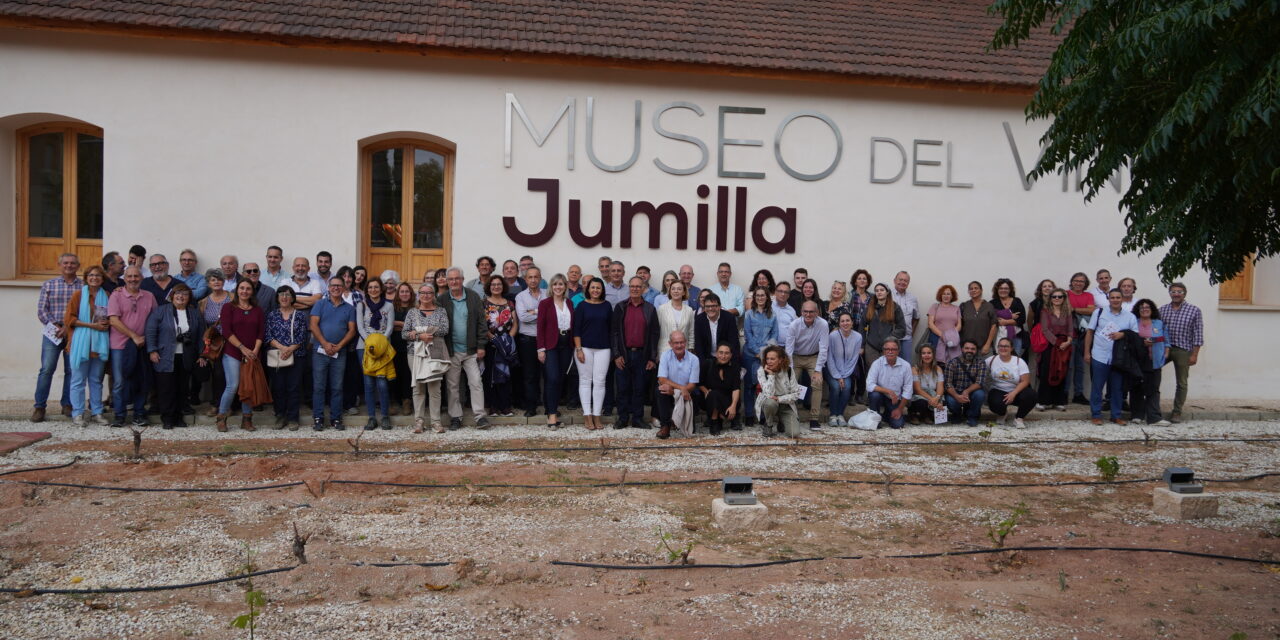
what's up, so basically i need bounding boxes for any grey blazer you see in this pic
[145,304,207,373]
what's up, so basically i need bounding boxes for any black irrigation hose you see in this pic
[0,457,79,477]
[191,436,1280,458]
[8,471,1276,493]
[0,562,452,595]
[550,545,1280,570]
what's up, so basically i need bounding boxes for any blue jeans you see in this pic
[944,389,987,423]
[218,354,252,415]
[364,374,390,418]
[111,344,149,420]
[867,390,906,428]
[543,342,573,416]
[825,370,855,418]
[742,350,761,420]
[35,337,72,410]
[614,348,650,422]
[312,350,346,422]
[69,357,106,417]
[899,336,913,364]
[1089,359,1124,419]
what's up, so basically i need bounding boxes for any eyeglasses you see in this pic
[244,269,259,274]
[149,261,167,268]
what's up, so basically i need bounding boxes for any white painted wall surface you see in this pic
[0,28,1270,401]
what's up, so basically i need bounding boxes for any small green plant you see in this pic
[988,503,1029,548]
[1095,456,1120,482]
[654,527,694,565]
[230,545,265,638]
[1228,633,1247,640]
[977,430,992,439]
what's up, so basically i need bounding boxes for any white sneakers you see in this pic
[1014,418,1027,429]
[828,415,847,428]
[1035,404,1046,411]
[1151,419,1172,427]
[1054,405,1067,411]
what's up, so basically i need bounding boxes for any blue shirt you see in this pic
[312,297,355,344]
[827,329,864,379]
[743,309,778,359]
[447,291,469,355]
[658,349,700,386]
[1089,308,1138,364]
[711,282,745,316]
[176,271,209,301]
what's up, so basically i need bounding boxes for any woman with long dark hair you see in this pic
[217,279,265,432]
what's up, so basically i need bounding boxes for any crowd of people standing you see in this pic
[32,247,1205,438]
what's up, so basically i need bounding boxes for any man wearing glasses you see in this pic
[242,262,277,311]
[175,249,208,300]
[108,265,156,427]
[141,254,177,305]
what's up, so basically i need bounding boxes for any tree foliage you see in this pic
[989,0,1280,283]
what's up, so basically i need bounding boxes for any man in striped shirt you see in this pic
[33,253,82,422]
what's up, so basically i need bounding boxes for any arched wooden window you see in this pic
[359,136,454,282]
[17,122,103,277]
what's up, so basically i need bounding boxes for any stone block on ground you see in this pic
[0,432,51,455]
[712,497,770,532]
[1152,487,1219,520]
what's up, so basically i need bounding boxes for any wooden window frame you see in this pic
[357,137,454,283]
[16,121,104,279]
[1218,257,1254,305]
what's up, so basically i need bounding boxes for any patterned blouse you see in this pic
[265,308,310,347]
[201,294,230,333]
[485,300,515,336]
[824,298,854,328]
[848,291,872,332]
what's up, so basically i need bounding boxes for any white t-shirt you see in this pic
[286,277,324,298]
[174,310,190,355]
[985,355,1029,392]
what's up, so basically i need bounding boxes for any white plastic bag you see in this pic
[851,409,881,431]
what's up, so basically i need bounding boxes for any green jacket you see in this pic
[438,287,489,356]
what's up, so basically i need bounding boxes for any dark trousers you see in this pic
[543,337,573,416]
[908,398,936,423]
[603,367,616,414]
[155,357,190,427]
[483,351,513,413]
[615,348,650,422]
[271,351,305,422]
[390,342,411,404]
[1036,349,1068,406]
[1129,369,1163,423]
[868,390,906,428]
[342,346,361,410]
[988,388,1036,419]
[517,334,541,411]
[655,389,701,424]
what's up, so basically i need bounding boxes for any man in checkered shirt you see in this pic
[32,253,83,422]
[1159,282,1203,423]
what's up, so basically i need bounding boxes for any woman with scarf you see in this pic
[699,343,741,435]
[1036,288,1074,411]
[65,265,111,426]
[357,277,395,430]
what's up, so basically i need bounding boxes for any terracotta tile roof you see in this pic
[0,0,1057,88]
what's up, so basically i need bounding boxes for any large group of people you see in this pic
[32,247,1205,438]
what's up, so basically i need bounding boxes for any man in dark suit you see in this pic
[611,277,659,429]
[693,293,740,361]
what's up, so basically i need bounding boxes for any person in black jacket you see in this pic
[610,277,659,429]
[699,343,741,435]
[693,293,740,361]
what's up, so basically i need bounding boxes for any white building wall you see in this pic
[0,28,1270,401]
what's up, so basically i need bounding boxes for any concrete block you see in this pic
[712,498,770,532]
[1152,487,1219,520]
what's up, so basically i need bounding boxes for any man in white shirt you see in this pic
[786,301,829,430]
[1090,268,1113,309]
[866,339,912,429]
[772,282,798,345]
[712,262,745,317]
[286,257,324,309]
[514,266,547,417]
[892,271,920,364]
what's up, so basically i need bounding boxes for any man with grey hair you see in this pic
[141,253,177,305]
[892,271,919,364]
[108,265,155,427]
[440,267,490,430]
[32,252,82,422]
[220,254,242,289]
[655,330,700,439]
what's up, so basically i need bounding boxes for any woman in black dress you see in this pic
[699,342,741,436]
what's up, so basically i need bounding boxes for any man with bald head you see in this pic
[787,300,829,430]
[654,330,700,439]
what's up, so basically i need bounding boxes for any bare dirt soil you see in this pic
[1,420,1278,639]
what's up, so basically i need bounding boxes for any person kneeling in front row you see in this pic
[655,330,700,439]
[866,338,912,429]
[985,337,1036,428]
[944,340,988,427]
[755,344,801,438]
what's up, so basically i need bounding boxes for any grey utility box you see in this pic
[722,476,757,505]
[1163,467,1204,494]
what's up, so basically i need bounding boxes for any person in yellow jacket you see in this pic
[361,332,397,430]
